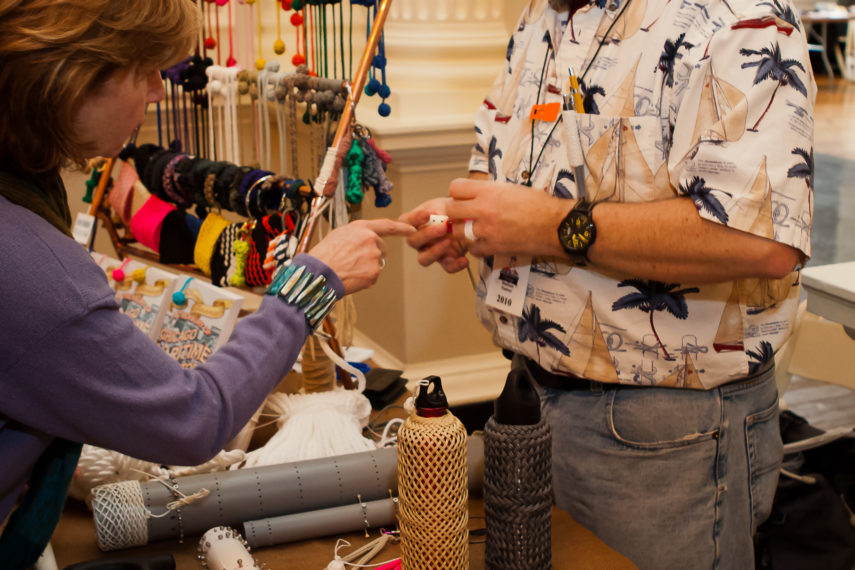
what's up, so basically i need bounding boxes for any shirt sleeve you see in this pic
[469,5,531,174]
[1,248,333,466]
[668,15,816,257]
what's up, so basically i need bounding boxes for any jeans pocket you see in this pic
[608,388,720,450]
[745,400,783,533]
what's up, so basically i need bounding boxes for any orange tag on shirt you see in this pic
[529,102,561,122]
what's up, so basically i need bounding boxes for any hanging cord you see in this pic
[226,0,236,67]
[255,0,266,70]
[325,537,400,570]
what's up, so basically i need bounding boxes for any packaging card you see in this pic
[90,253,180,341]
[155,276,244,368]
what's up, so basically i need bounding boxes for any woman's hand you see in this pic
[308,218,415,294]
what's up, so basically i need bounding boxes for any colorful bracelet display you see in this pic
[265,263,337,330]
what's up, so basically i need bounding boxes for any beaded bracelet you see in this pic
[266,263,337,330]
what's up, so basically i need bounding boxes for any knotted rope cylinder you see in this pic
[397,411,469,570]
[483,416,553,570]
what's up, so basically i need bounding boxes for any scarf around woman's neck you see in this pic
[0,164,73,238]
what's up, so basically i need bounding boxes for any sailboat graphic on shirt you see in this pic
[557,292,620,382]
[582,115,671,203]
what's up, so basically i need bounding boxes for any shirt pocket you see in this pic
[573,113,673,204]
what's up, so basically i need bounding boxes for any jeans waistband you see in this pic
[524,356,775,392]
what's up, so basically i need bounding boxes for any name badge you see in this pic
[485,254,532,317]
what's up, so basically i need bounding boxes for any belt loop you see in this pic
[589,381,603,395]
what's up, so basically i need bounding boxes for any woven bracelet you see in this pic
[265,263,337,330]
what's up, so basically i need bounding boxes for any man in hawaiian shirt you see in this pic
[401,0,815,566]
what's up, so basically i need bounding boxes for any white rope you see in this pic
[326,538,400,570]
[238,388,376,468]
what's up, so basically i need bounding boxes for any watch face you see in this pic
[560,211,595,252]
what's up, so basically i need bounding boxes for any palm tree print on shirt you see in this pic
[787,147,813,189]
[612,280,700,361]
[518,304,571,359]
[679,176,732,224]
[740,43,807,131]
[758,0,801,30]
[580,80,605,114]
[658,33,694,88]
[747,340,774,373]
[487,136,503,179]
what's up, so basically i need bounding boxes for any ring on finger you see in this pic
[463,219,476,242]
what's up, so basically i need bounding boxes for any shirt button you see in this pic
[521,170,530,181]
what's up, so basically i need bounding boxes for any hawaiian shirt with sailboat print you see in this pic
[469,0,815,388]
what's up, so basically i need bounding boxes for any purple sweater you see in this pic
[0,195,344,523]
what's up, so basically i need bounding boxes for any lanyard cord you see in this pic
[526,42,554,184]
[523,0,633,187]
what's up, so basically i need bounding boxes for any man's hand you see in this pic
[399,197,470,273]
[445,178,570,259]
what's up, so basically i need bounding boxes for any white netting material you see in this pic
[90,480,150,551]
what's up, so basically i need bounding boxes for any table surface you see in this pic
[800,10,855,23]
[52,497,636,569]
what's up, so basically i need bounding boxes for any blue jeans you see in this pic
[518,357,782,570]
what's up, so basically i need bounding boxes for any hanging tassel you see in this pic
[345,138,365,204]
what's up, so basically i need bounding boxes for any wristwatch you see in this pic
[557,199,597,264]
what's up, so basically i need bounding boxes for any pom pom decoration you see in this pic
[364,77,380,96]
[378,102,391,117]
[273,38,286,55]
[292,53,306,66]
[172,277,193,305]
[111,259,130,283]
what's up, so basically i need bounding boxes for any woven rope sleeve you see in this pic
[397,412,469,570]
[483,417,553,570]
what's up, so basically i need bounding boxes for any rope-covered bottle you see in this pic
[397,376,469,569]
[484,368,553,569]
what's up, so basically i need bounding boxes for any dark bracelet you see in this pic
[266,263,337,330]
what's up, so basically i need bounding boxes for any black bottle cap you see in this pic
[415,375,448,416]
[493,368,541,425]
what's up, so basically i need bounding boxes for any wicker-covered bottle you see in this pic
[484,368,552,569]
[397,376,469,569]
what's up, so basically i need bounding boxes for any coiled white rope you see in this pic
[239,387,376,468]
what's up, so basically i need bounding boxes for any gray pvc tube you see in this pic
[93,433,484,548]
[143,447,398,542]
[243,497,397,547]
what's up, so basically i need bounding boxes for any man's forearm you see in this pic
[584,197,802,284]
